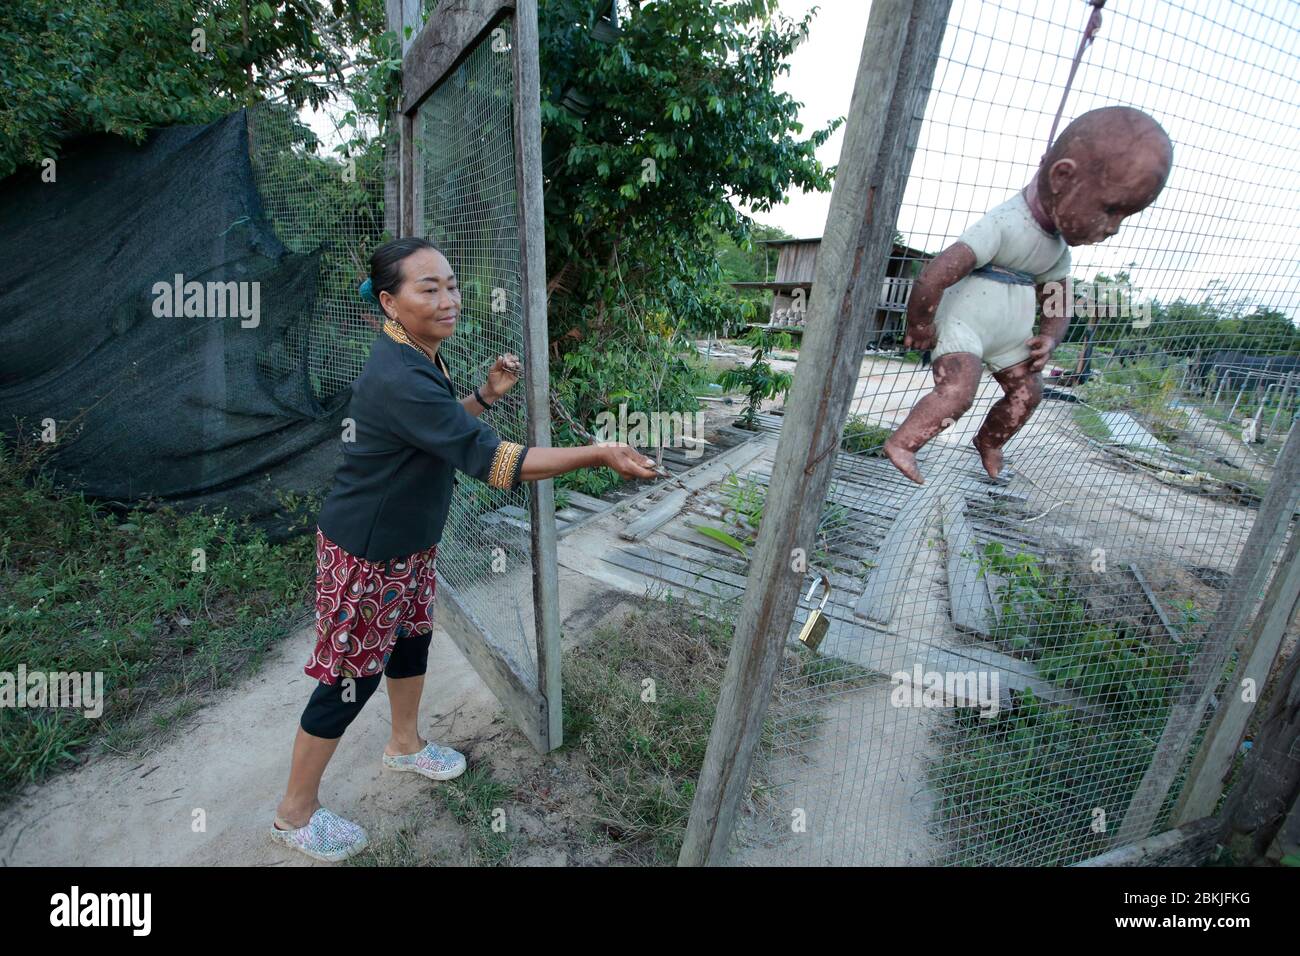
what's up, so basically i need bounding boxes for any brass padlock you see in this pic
[797,573,832,652]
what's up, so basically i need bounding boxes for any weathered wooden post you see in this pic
[1116,423,1300,845]
[677,0,953,867]
[1218,612,1300,863]
[1173,513,1300,823]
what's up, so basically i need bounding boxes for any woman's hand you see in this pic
[484,354,522,401]
[599,442,660,480]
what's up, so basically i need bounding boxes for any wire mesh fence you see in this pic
[245,99,392,404]
[729,0,1299,866]
[414,14,540,679]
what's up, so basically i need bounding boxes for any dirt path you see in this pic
[0,568,635,866]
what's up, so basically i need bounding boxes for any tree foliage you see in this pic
[2,0,840,495]
[1061,272,1300,360]
[0,0,396,179]
[537,0,839,466]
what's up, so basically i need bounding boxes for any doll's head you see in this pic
[1036,106,1173,247]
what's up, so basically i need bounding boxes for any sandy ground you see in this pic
[0,568,641,867]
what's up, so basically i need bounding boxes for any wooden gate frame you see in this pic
[386,0,561,753]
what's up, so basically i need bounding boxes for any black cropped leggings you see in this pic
[298,631,433,739]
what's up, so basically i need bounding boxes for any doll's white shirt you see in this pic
[955,191,1071,284]
[928,192,1071,371]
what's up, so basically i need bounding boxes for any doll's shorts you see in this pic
[930,273,1036,373]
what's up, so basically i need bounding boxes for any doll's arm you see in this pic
[1025,282,1072,372]
[902,242,977,350]
[1036,281,1071,345]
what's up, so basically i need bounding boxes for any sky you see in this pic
[758,0,1300,320]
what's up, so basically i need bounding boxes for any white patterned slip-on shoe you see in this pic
[382,740,467,781]
[268,807,369,863]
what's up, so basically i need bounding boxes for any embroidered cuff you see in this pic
[487,441,528,491]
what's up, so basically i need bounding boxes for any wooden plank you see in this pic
[1073,817,1224,867]
[853,480,946,625]
[679,0,954,867]
[560,490,609,513]
[647,527,752,572]
[673,436,771,490]
[1173,522,1300,823]
[619,543,751,592]
[608,543,875,634]
[482,504,576,533]
[941,491,997,636]
[601,549,745,601]
[401,0,513,113]
[621,489,690,541]
[1128,562,1183,644]
[434,571,548,751]
[661,523,754,561]
[747,468,907,528]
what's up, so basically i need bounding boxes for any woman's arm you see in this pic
[460,387,496,418]
[519,443,658,482]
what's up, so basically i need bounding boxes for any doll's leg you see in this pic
[971,358,1042,479]
[883,352,982,484]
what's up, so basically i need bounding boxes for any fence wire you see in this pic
[245,99,391,403]
[736,0,1299,866]
[415,15,540,678]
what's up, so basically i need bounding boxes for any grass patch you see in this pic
[559,591,735,864]
[931,542,1211,866]
[0,431,317,807]
[435,764,517,866]
[1072,405,1112,443]
[344,807,470,867]
[558,587,877,864]
[841,415,892,457]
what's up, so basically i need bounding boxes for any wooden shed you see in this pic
[730,237,928,346]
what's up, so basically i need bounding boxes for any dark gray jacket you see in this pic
[316,328,528,562]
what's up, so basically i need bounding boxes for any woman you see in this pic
[270,237,658,862]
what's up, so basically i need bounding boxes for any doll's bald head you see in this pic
[1036,106,1173,246]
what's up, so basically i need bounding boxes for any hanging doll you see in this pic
[882,106,1173,483]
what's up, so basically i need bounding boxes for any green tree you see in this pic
[538,0,839,454]
[0,0,398,179]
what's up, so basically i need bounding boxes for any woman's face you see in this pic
[384,247,461,343]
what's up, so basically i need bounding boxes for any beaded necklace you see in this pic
[383,318,453,386]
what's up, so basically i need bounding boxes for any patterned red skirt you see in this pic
[306,525,439,685]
